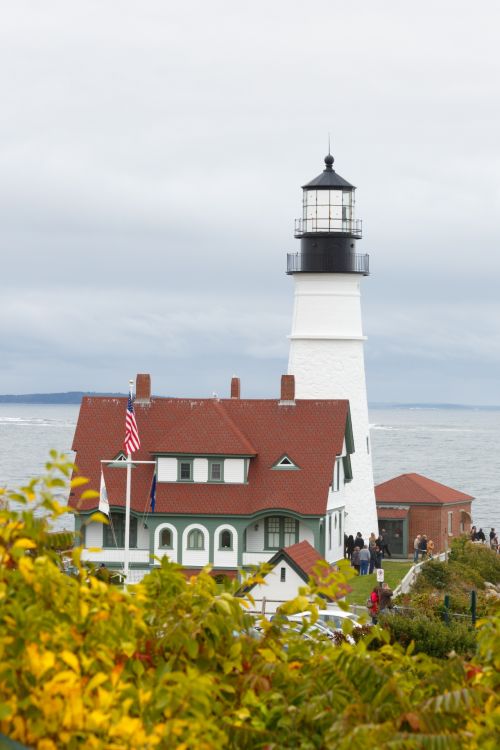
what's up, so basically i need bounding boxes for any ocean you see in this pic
[0,403,498,532]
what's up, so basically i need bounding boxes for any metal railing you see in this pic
[295,217,363,237]
[286,251,370,275]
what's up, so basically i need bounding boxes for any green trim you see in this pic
[155,452,254,458]
[342,454,353,483]
[186,528,205,550]
[177,458,194,482]
[208,458,224,483]
[264,516,299,550]
[217,528,234,550]
[344,408,355,455]
[158,527,173,550]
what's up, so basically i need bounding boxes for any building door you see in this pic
[379,519,406,558]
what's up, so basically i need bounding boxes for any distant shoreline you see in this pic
[1,393,500,409]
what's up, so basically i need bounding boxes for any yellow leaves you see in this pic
[86,709,109,731]
[18,555,34,582]
[258,648,278,663]
[13,538,37,550]
[108,715,143,740]
[26,644,55,679]
[85,672,109,695]
[89,512,109,524]
[37,739,58,750]
[70,476,90,489]
[60,650,80,673]
[81,490,100,500]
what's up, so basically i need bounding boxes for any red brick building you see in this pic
[375,473,474,558]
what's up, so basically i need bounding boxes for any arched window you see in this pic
[160,528,172,548]
[187,529,205,550]
[219,529,232,549]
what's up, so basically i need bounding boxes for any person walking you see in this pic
[476,528,486,543]
[378,529,392,558]
[427,539,435,559]
[373,545,383,570]
[359,545,370,575]
[351,546,361,574]
[413,534,421,563]
[489,528,496,548]
[470,526,477,541]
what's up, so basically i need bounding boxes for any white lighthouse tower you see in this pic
[287,153,378,539]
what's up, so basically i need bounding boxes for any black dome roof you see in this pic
[302,154,355,190]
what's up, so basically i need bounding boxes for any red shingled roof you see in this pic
[70,396,349,517]
[375,473,474,505]
[282,540,326,577]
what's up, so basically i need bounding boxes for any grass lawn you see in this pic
[345,560,414,605]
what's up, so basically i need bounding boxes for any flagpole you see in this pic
[124,379,134,585]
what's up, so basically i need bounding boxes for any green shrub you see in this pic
[381,613,477,659]
[0,455,498,749]
[449,537,500,584]
[414,559,452,590]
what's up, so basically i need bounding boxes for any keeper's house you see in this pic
[69,373,354,582]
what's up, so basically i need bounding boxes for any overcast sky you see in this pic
[1,1,499,404]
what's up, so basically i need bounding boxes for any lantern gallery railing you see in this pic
[294,217,363,237]
[286,252,370,275]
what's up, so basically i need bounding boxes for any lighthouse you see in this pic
[287,153,378,539]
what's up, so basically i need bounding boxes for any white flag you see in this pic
[99,471,110,516]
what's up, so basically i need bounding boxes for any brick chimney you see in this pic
[279,374,295,405]
[135,373,151,404]
[230,376,240,399]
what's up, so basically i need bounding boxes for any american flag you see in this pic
[124,393,141,454]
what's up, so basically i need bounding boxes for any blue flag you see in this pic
[150,472,157,513]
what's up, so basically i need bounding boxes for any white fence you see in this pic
[393,551,448,597]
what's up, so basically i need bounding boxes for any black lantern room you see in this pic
[287,154,369,275]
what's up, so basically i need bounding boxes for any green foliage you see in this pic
[380,613,477,659]
[0,456,498,749]
[448,537,500,584]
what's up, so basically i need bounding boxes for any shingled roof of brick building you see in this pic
[70,385,351,517]
[375,473,474,505]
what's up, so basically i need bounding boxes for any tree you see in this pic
[0,455,498,749]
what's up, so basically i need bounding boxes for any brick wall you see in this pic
[408,501,472,555]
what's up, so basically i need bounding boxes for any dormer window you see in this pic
[178,459,193,482]
[209,459,224,482]
[108,452,133,468]
[272,455,299,470]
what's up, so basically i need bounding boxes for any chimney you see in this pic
[230,375,240,399]
[279,374,295,405]
[135,373,151,404]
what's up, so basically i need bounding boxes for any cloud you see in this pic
[0,1,499,402]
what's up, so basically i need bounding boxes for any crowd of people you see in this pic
[412,534,435,562]
[470,526,498,552]
[344,530,390,575]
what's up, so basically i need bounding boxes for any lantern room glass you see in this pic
[302,189,355,233]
